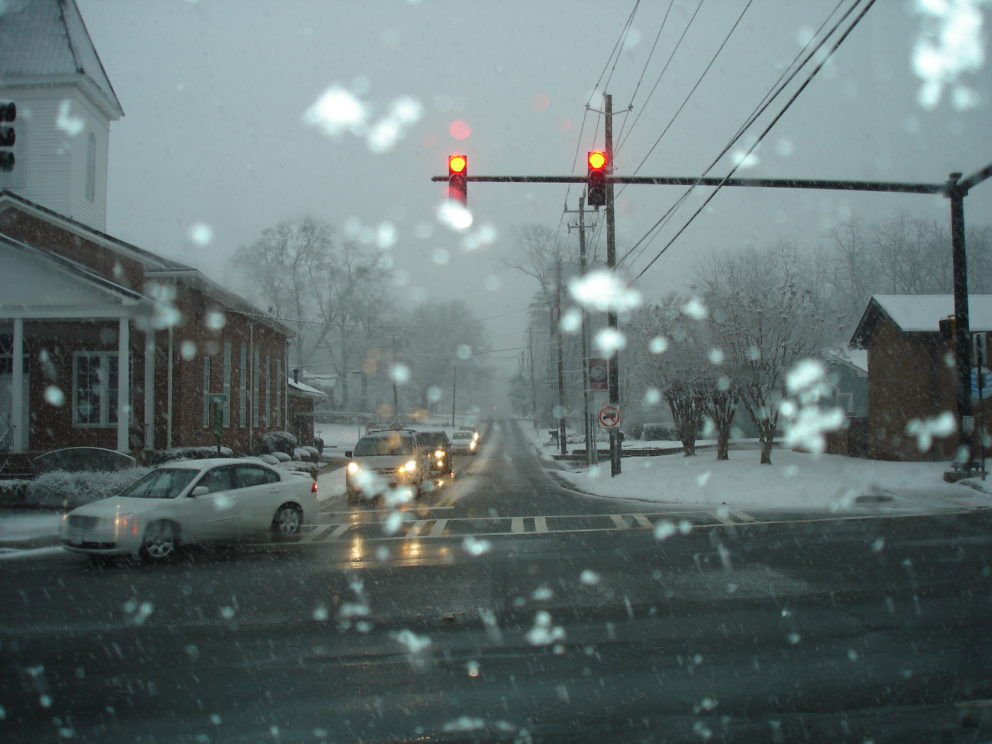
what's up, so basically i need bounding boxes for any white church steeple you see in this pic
[0,0,123,231]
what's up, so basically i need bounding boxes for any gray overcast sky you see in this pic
[76,0,991,373]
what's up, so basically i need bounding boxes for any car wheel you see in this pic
[272,503,303,539]
[140,521,180,562]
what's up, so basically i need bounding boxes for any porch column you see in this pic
[143,329,155,451]
[10,318,24,452]
[117,318,130,453]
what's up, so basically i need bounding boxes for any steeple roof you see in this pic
[0,0,123,118]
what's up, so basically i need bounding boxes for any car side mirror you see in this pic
[190,486,209,497]
[345,450,353,458]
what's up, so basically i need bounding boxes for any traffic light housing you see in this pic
[587,150,607,207]
[0,102,14,173]
[448,154,467,205]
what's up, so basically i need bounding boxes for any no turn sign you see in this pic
[598,404,621,428]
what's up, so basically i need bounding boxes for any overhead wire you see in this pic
[625,0,753,183]
[614,0,676,150]
[630,0,877,282]
[617,0,856,270]
[614,0,706,158]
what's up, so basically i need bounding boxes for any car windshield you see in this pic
[117,468,198,500]
[4,2,991,742]
[353,433,415,457]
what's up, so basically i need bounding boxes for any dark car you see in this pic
[414,429,453,477]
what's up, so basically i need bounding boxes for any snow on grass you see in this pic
[553,447,982,512]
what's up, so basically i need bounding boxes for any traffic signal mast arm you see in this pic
[430,173,947,194]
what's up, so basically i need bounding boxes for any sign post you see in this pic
[208,393,227,456]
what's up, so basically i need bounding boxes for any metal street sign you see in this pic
[589,358,608,391]
[598,404,621,429]
[971,367,991,400]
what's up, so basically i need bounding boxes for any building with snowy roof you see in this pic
[850,294,992,461]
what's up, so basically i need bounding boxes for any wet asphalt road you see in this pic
[1,419,991,743]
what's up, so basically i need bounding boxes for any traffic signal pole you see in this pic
[432,153,992,477]
[604,94,622,476]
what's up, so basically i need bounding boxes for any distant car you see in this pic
[450,429,479,455]
[413,429,454,476]
[59,458,319,562]
[345,428,432,504]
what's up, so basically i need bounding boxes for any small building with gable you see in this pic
[850,294,992,461]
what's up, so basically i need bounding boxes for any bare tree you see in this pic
[696,243,835,464]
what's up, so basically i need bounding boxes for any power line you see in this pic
[617,0,859,271]
[614,0,676,150]
[618,0,853,270]
[630,0,877,283]
[623,0,753,183]
[614,0,706,157]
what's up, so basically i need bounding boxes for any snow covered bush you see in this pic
[258,430,297,454]
[279,461,319,478]
[271,451,292,462]
[153,446,234,464]
[26,467,151,508]
[293,447,312,462]
[0,479,29,506]
[302,445,321,460]
[258,454,280,465]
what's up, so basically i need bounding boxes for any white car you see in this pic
[345,428,432,504]
[59,458,319,562]
[449,429,479,455]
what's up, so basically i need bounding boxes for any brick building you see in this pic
[0,0,305,466]
[1,190,294,460]
[850,294,992,461]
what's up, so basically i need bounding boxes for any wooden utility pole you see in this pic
[604,93,622,476]
[567,195,598,466]
[554,253,567,456]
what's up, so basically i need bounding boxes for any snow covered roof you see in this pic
[288,379,327,398]
[851,294,992,348]
[0,0,124,118]
[825,347,868,373]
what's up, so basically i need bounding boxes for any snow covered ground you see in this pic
[2,422,989,555]
[532,429,992,513]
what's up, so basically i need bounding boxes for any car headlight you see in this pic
[435,449,444,459]
[347,462,360,474]
[470,440,476,450]
[113,513,140,537]
[400,460,417,473]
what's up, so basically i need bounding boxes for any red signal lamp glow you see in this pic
[588,151,607,170]
[449,155,467,173]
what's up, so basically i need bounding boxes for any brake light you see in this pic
[311,480,319,493]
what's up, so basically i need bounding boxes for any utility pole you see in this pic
[529,326,537,430]
[451,364,458,427]
[567,195,598,466]
[391,332,399,423]
[554,252,567,456]
[604,93,622,476]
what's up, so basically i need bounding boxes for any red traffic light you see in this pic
[587,150,607,207]
[448,154,468,205]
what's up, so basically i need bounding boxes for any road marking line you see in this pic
[406,520,429,538]
[429,519,448,537]
[732,511,756,522]
[329,523,350,538]
[709,511,736,525]
[304,524,335,543]
[534,516,548,533]
[610,514,630,529]
[511,517,525,534]
[633,514,653,529]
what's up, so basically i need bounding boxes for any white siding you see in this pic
[0,85,109,231]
